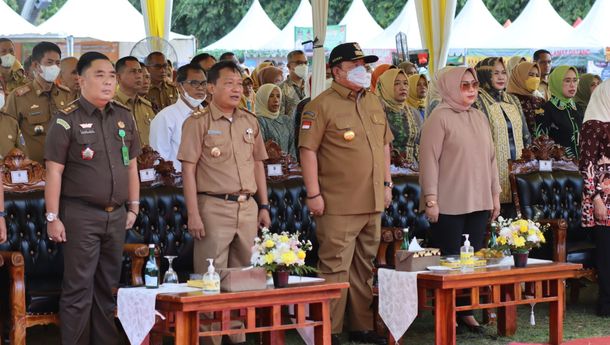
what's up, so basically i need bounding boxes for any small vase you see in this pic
[272,269,290,288]
[512,251,529,268]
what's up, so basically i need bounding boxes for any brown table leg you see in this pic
[173,311,197,345]
[497,284,517,336]
[311,301,332,345]
[434,288,456,345]
[260,306,285,345]
[549,279,565,345]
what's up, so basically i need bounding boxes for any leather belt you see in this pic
[63,197,121,212]
[198,192,252,203]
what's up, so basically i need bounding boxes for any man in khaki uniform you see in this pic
[0,38,28,93]
[145,51,178,112]
[4,41,75,163]
[0,82,25,159]
[139,61,151,97]
[58,57,80,99]
[178,60,271,345]
[299,42,393,345]
[279,50,307,117]
[115,56,156,146]
[534,49,552,101]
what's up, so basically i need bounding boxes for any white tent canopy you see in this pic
[574,0,610,47]
[0,0,40,37]
[261,0,312,50]
[339,0,383,44]
[36,0,191,42]
[204,0,280,50]
[480,0,580,48]
[363,0,422,50]
[449,0,503,49]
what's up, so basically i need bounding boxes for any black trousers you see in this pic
[430,210,490,317]
[595,226,610,315]
[59,198,126,345]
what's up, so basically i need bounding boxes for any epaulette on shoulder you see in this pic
[139,97,153,108]
[14,85,31,97]
[58,100,79,115]
[56,84,71,93]
[239,107,256,117]
[111,99,131,111]
[190,107,209,119]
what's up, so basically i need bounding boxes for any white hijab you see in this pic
[583,79,610,123]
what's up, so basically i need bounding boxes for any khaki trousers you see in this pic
[194,195,258,345]
[59,198,126,345]
[315,212,381,334]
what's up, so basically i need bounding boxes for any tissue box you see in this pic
[217,267,267,292]
[395,248,441,272]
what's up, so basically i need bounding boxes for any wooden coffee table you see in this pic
[412,262,582,345]
[149,281,349,345]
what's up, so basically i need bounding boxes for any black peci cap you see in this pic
[329,42,378,67]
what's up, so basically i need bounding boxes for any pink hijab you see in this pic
[436,66,478,112]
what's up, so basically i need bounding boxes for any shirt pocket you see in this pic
[242,132,255,159]
[25,111,50,136]
[203,134,232,163]
[371,113,387,140]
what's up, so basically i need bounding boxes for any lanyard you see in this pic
[118,129,129,166]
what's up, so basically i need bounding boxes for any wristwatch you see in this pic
[425,200,437,208]
[259,204,271,211]
[0,210,5,218]
[384,181,394,188]
[46,212,58,223]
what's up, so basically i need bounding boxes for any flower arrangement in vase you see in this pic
[494,217,548,267]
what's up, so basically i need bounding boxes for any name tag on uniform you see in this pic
[11,170,29,184]
[139,168,156,182]
[267,164,283,177]
[539,160,553,172]
[207,130,222,135]
[29,111,42,116]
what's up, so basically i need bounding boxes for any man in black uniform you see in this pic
[44,52,141,345]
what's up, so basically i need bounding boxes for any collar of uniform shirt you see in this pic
[331,81,363,101]
[115,87,137,106]
[79,97,115,116]
[209,101,235,122]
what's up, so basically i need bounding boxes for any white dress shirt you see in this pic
[149,97,200,172]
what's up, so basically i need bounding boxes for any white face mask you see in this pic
[1,54,15,68]
[39,64,61,82]
[294,64,308,79]
[181,85,206,108]
[0,93,5,109]
[346,65,371,89]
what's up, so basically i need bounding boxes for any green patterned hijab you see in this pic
[548,65,578,106]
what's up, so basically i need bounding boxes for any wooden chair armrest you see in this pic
[537,218,567,263]
[122,244,148,286]
[0,251,26,325]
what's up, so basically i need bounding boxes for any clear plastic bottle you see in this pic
[202,258,220,294]
[400,227,409,250]
[460,234,475,270]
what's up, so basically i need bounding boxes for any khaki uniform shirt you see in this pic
[177,102,268,195]
[298,81,393,215]
[44,98,141,208]
[147,80,178,113]
[5,79,75,163]
[0,60,27,93]
[539,80,551,102]
[0,112,25,159]
[279,78,305,117]
[114,87,156,146]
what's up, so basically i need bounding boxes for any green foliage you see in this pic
[38,0,68,22]
[364,0,404,28]
[260,0,299,29]
[4,0,19,11]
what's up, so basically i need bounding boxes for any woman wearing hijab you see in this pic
[239,75,256,113]
[258,66,284,86]
[255,83,296,158]
[419,67,500,332]
[371,64,393,91]
[474,57,530,209]
[407,74,428,120]
[574,73,602,112]
[507,61,546,134]
[425,66,454,117]
[506,56,526,76]
[251,61,274,91]
[579,79,610,317]
[376,69,422,163]
[539,65,584,159]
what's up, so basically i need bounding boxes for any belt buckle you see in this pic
[237,194,248,203]
[104,206,115,212]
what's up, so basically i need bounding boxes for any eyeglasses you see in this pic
[182,80,207,88]
[460,81,479,91]
[562,78,579,85]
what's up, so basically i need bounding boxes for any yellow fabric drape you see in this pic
[415,0,456,77]
[141,0,172,42]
